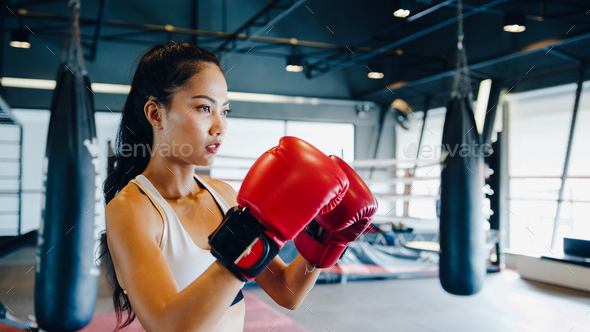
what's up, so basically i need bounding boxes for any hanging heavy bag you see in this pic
[438,0,486,296]
[35,1,99,330]
[439,97,486,296]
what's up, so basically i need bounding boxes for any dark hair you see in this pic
[99,42,222,331]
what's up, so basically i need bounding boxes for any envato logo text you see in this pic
[403,142,492,159]
[104,141,194,158]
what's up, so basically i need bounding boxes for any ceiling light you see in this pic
[368,72,384,79]
[10,30,30,49]
[503,24,526,33]
[1,77,56,89]
[367,64,384,79]
[286,64,303,72]
[0,77,132,94]
[91,83,132,94]
[394,0,412,18]
[286,55,303,72]
[393,9,410,18]
[504,12,526,33]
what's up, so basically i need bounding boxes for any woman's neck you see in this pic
[142,156,199,199]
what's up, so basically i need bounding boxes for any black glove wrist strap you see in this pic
[208,206,280,282]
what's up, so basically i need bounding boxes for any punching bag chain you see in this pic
[60,0,86,74]
[451,0,472,101]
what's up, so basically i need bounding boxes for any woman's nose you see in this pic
[210,113,226,137]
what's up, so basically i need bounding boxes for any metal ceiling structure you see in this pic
[0,0,589,110]
[304,0,508,79]
[1,2,414,64]
[358,29,590,103]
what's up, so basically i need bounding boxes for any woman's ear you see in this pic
[144,100,164,130]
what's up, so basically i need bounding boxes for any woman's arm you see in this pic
[254,254,321,310]
[106,188,243,332]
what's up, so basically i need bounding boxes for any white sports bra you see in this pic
[130,173,231,291]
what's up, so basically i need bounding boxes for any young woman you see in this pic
[100,43,322,331]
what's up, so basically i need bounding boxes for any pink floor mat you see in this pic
[242,291,310,332]
[0,290,310,332]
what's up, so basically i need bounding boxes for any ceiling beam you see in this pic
[6,8,417,62]
[214,0,306,57]
[9,0,65,6]
[548,48,583,63]
[445,2,590,27]
[9,9,397,52]
[191,0,198,46]
[501,62,579,84]
[87,0,107,61]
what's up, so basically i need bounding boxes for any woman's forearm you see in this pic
[154,261,244,332]
[280,254,322,309]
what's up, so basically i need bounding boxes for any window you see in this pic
[505,81,590,253]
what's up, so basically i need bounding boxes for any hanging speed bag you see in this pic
[439,97,486,296]
[35,63,100,331]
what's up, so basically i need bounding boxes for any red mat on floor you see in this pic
[0,291,309,332]
[242,291,309,332]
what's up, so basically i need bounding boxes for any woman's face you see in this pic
[160,62,229,166]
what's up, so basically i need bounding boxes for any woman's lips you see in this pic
[206,143,220,154]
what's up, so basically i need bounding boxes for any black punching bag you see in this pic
[439,97,485,295]
[35,26,100,332]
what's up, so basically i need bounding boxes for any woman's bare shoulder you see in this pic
[105,183,161,238]
[106,183,151,214]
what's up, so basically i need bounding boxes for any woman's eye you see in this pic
[198,106,211,113]
[223,109,232,116]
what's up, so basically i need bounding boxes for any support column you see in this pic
[550,61,587,248]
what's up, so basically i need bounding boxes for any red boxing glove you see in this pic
[209,137,349,281]
[294,156,378,268]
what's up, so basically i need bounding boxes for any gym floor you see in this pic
[2,245,589,332]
